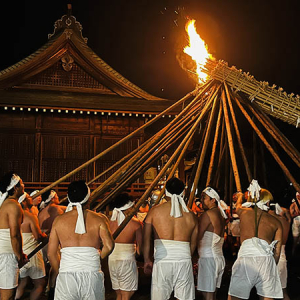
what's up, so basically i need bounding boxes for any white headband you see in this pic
[18,192,28,204]
[270,203,283,215]
[0,174,21,207]
[111,201,135,225]
[39,190,57,209]
[30,190,40,197]
[66,185,90,234]
[165,188,189,218]
[247,179,261,201]
[203,187,228,219]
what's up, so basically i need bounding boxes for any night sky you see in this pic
[0,0,299,199]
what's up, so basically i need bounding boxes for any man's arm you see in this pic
[135,221,143,256]
[273,221,283,264]
[29,213,47,243]
[190,215,199,256]
[8,202,25,266]
[197,212,210,241]
[47,218,60,287]
[99,214,114,259]
[234,192,244,216]
[143,211,153,275]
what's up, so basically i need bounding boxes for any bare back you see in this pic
[21,210,44,242]
[53,209,108,249]
[38,204,66,232]
[238,208,282,244]
[269,209,291,245]
[146,201,198,241]
[0,199,23,230]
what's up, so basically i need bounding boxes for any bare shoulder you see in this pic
[5,199,22,213]
[131,216,143,228]
[88,210,109,224]
[188,209,198,223]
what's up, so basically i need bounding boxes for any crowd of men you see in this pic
[0,171,299,300]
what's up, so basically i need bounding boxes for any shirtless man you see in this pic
[0,172,27,300]
[228,181,283,300]
[16,192,47,300]
[47,180,114,300]
[269,202,291,300]
[289,192,300,254]
[38,190,66,233]
[109,193,143,300]
[197,187,227,300]
[143,177,198,300]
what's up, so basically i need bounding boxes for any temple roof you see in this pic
[0,7,175,113]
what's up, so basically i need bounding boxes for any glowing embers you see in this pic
[183,20,213,83]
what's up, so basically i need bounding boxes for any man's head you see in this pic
[296,192,300,202]
[112,193,133,209]
[30,190,42,206]
[165,178,185,195]
[40,190,59,209]
[68,180,89,204]
[0,172,24,199]
[200,186,221,210]
[19,192,33,210]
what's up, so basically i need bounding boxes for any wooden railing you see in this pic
[24,182,151,200]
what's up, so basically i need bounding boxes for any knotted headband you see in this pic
[0,174,20,207]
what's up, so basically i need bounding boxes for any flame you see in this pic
[183,20,212,83]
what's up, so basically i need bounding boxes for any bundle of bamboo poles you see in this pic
[28,77,300,258]
[204,59,300,127]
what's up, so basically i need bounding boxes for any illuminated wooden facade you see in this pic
[0,10,174,185]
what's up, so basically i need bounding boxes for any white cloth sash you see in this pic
[198,231,224,257]
[0,174,20,207]
[0,229,14,254]
[270,203,283,215]
[59,247,101,273]
[22,232,38,253]
[238,238,278,257]
[109,243,136,261]
[242,201,269,211]
[165,190,189,218]
[279,245,286,261]
[154,239,191,262]
[111,201,135,226]
[65,187,90,234]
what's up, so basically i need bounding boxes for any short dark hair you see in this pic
[68,180,89,203]
[166,178,185,195]
[111,193,133,209]
[0,172,21,196]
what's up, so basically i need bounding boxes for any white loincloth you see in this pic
[228,238,283,299]
[20,233,45,279]
[108,243,138,291]
[292,215,300,237]
[228,219,241,237]
[152,239,194,300]
[277,245,287,289]
[197,231,225,292]
[55,247,104,300]
[0,229,19,289]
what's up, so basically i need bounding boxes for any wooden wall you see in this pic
[0,110,144,183]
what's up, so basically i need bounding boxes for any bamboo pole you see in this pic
[240,98,300,167]
[233,94,300,194]
[97,87,219,211]
[94,117,195,211]
[253,119,257,179]
[221,87,242,192]
[31,83,213,200]
[224,142,229,203]
[225,85,252,182]
[214,120,226,187]
[112,100,213,239]
[259,139,268,188]
[206,103,223,186]
[188,93,220,207]
[89,83,219,203]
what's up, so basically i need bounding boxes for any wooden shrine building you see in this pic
[0,8,175,193]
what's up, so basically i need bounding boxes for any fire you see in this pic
[183,20,213,83]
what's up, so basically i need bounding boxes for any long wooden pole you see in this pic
[206,103,223,186]
[89,83,219,203]
[233,94,300,194]
[221,87,242,192]
[188,93,220,207]
[112,99,213,239]
[31,83,213,199]
[225,85,252,182]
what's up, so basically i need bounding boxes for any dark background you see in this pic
[0,0,299,202]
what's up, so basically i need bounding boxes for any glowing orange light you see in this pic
[183,20,213,83]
